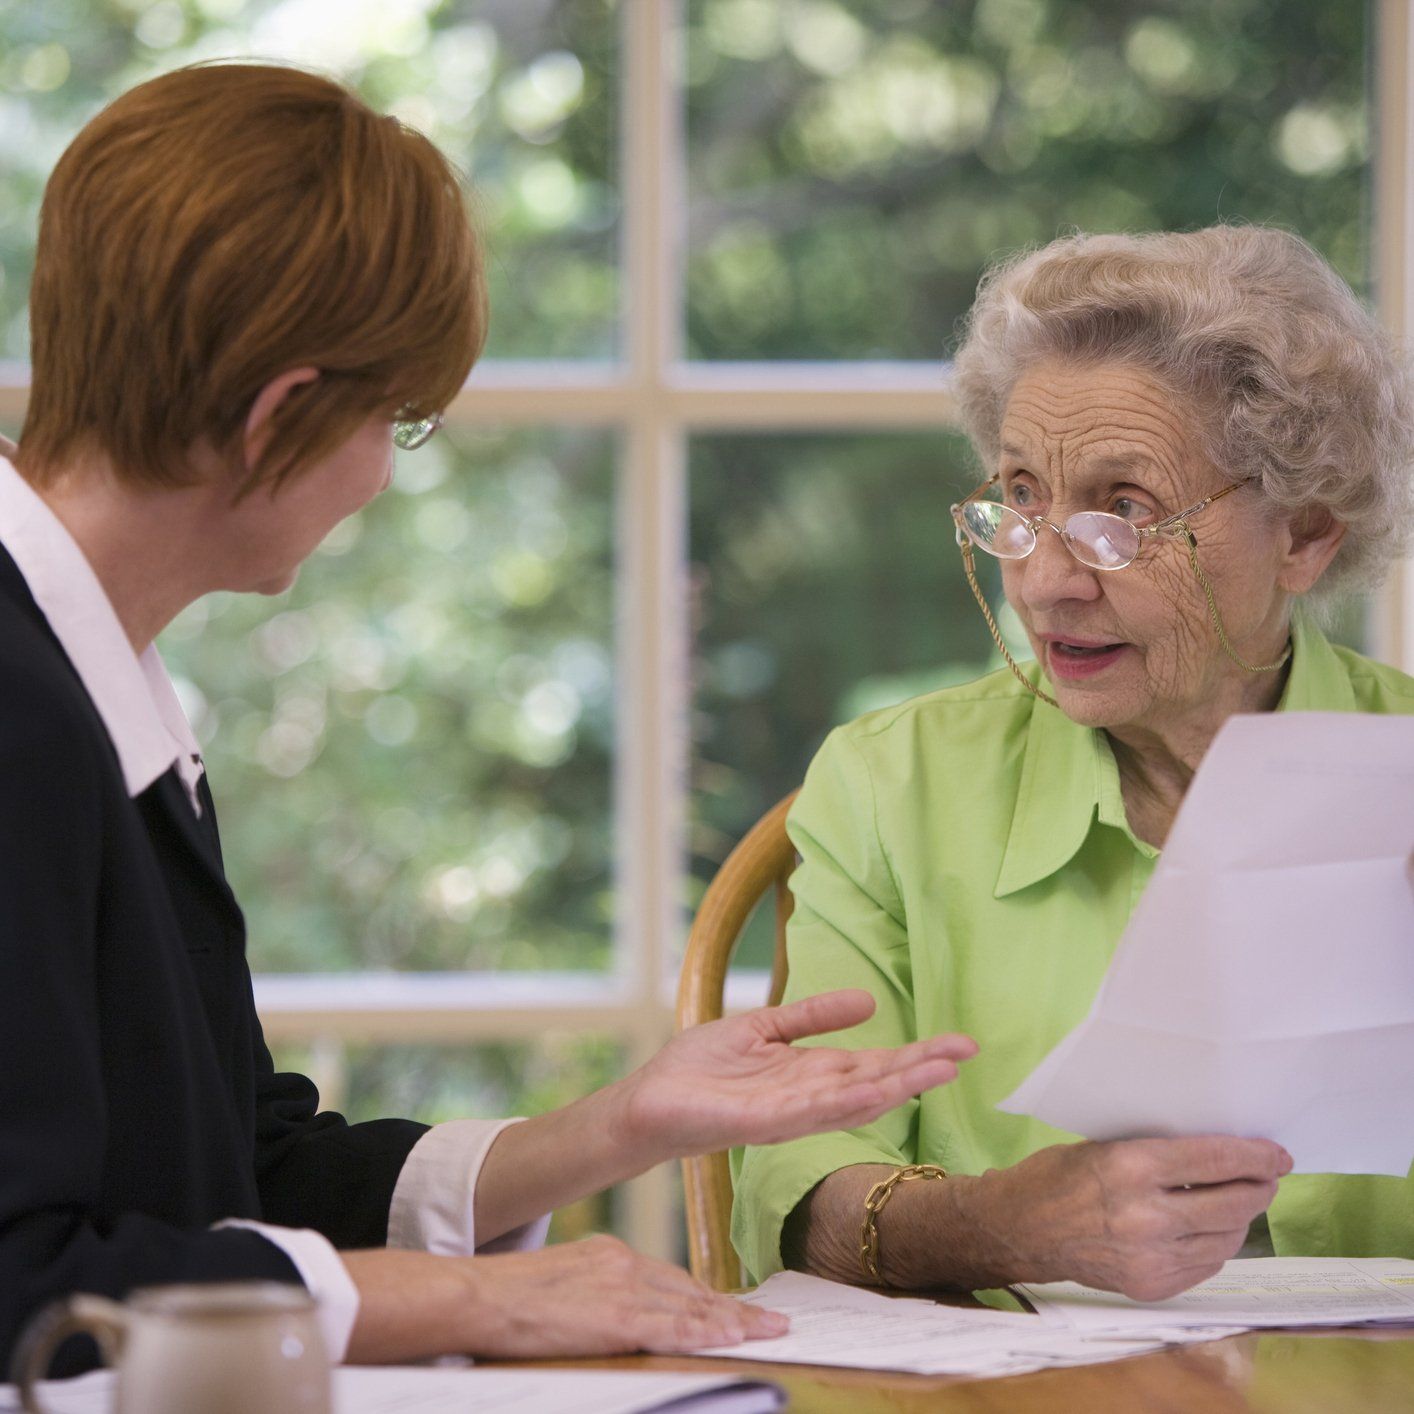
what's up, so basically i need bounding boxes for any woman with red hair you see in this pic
[0,62,974,1373]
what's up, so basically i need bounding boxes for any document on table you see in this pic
[1020,1257,1414,1334]
[1000,712,1414,1176]
[693,1272,1230,1378]
[0,1367,786,1414]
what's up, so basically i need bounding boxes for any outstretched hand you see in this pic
[618,989,977,1163]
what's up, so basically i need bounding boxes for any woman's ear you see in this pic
[1276,506,1346,595]
[243,367,321,474]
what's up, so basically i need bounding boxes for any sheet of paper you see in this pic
[693,1271,1228,1378]
[0,1368,785,1414]
[330,1368,785,1413]
[1000,713,1414,1176]
[1020,1257,1414,1333]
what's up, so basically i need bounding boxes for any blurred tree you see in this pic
[165,427,616,974]
[685,0,1368,358]
[0,0,619,360]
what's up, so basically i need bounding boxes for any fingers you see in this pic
[827,1058,966,1123]
[789,1035,979,1124]
[739,1303,791,1340]
[1128,1229,1251,1299]
[920,1031,980,1062]
[755,989,876,1044]
[743,1039,980,1143]
[462,1240,787,1359]
[1120,1253,1232,1303]
[641,1292,788,1353]
[842,1033,980,1077]
[753,1056,966,1142]
[633,1252,789,1340]
[580,1244,788,1354]
[640,1300,743,1352]
[1171,1177,1280,1234]
[1176,1228,1255,1265]
[1150,1136,1293,1188]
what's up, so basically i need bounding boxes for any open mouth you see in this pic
[1044,638,1129,680]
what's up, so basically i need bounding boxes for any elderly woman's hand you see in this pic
[785,1132,1291,1297]
[974,1134,1292,1300]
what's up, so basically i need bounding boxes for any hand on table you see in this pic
[462,1236,785,1357]
[975,1134,1292,1301]
[344,1237,785,1363]
[618,988,977,1162]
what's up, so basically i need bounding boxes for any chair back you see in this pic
[675,790,799,1291]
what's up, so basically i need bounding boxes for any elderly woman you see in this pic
[733,226,1414,1301]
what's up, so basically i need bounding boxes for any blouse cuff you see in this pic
[213,1220,359,1363]
[387,1117,552,1256]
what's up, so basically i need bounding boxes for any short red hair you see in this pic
[20,61,485,490]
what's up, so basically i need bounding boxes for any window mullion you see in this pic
[1375,0,1414,671]
[615,0,688,1262]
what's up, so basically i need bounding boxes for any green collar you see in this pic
[1275,610,1358,714]
[993,612,1354,898]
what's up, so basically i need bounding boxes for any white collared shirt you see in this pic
[0,453,548,1361]
[0,453,207,813]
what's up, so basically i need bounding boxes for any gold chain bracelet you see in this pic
[859,1163,948,1285]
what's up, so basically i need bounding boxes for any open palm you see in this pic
[622,989,977,1161]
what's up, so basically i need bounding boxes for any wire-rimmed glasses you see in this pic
[392,410,444,451]
[948,472,1291,705]
[953,474,1241,571]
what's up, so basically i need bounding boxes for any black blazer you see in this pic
[0,543,428,1372]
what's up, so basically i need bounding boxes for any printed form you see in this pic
[1020,1257,1414,1333]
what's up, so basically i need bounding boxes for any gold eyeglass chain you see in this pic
[1178,526,1293,675]
[959,539,1060,708]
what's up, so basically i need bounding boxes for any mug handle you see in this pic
[12,1295,127,1413]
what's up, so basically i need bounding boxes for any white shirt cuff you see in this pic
[387,1117,552,1256]
[214,1220,359,1363]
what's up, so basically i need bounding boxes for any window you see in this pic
[0,0,1403,1258]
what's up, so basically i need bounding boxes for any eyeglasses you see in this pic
[953,476,1241,571]
[949,472,1290,705]
[392,411,444,451]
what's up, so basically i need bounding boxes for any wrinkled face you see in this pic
[995,359,1291,734]
[225,414,395,595]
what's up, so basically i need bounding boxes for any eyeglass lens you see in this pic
[960,502,1141,571]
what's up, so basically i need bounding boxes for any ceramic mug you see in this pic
[14,1282,331,1414]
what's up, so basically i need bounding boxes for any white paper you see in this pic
[0,1367,785,1414]
[693,1271,1222,1378]
[1000,713,1414,1176]
[331,1368,784,1413]
[1020,1257,1414,1333]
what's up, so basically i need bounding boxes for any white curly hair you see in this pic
[951,225,1414,602]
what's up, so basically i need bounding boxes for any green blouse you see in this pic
[732,614,1414,1282]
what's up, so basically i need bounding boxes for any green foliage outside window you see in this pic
[0,0,619,361]
[167,427,616,975]
[685,0,1368,358]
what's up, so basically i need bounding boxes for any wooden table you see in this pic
[518,1329,1414,1412]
